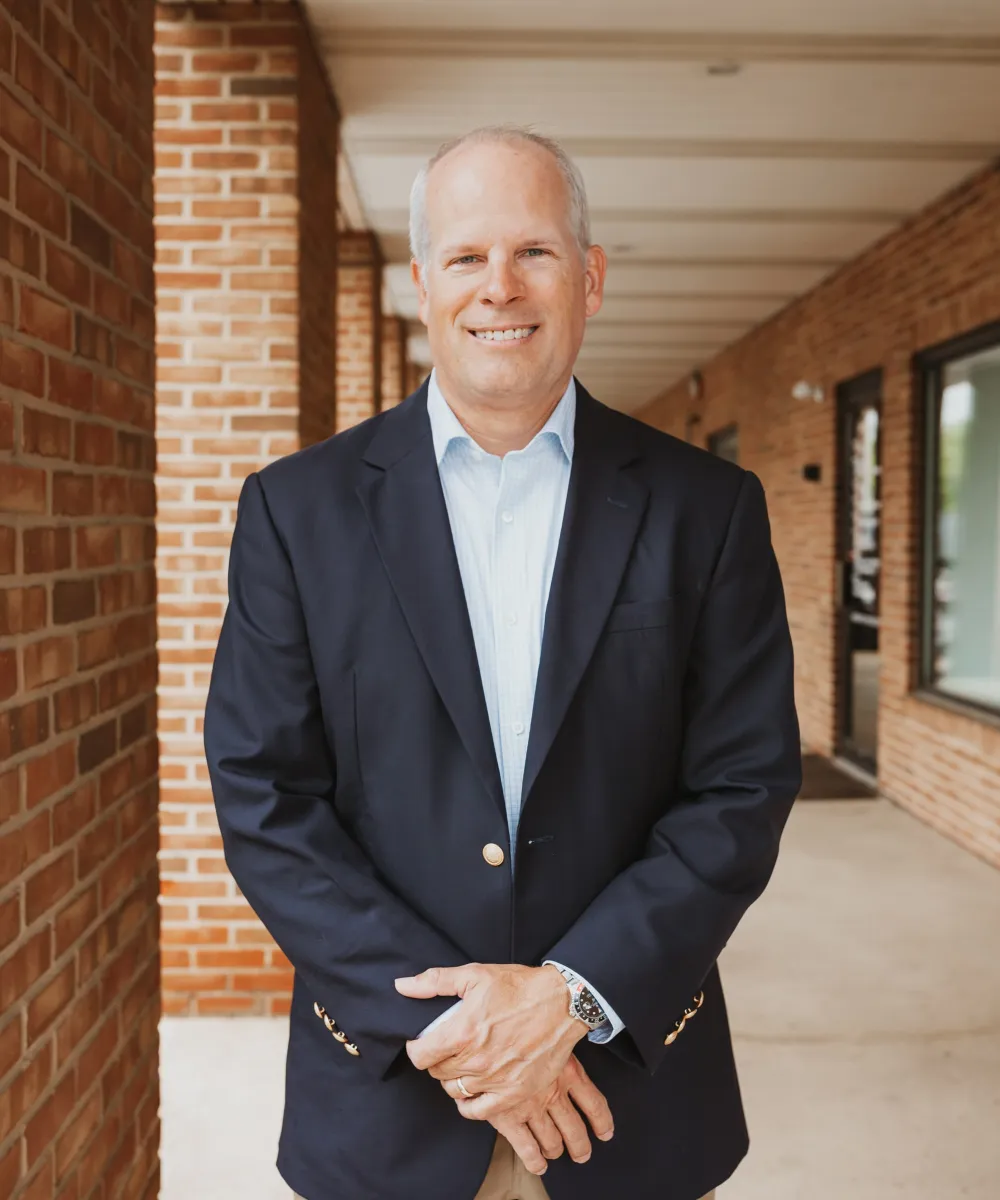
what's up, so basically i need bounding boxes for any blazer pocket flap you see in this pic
[604,597,676,633]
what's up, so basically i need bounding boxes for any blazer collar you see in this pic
[357,377,649,824]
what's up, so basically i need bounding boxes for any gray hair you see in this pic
[408,125,591,275]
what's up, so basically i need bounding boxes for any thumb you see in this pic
[394,965,476,999]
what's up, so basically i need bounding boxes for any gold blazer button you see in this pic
[344,1042,360,1056]
[482,843,505,867]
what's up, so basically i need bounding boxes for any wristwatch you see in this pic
[551,965,609,1032]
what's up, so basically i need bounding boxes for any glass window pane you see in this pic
[931,344,1000,710]
[708,424,739,464]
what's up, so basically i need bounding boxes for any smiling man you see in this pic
[204,127,802,1200]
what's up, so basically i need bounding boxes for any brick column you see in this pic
[335,229,382,430]
[0,1,160,1196]
[380,313,407,410]
[154,1,338,1016]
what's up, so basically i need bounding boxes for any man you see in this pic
[203,126,802,1200]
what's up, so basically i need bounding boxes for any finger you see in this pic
[496,1120,548,1177]
[406,1025,468,1072]
[565,1059,614,1142]
[394,965,476,999]
[455,1091,506,1122]
[526,1110,565,1161]
[546,1095,591,1163]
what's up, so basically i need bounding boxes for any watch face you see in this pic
[575,986,605,1027]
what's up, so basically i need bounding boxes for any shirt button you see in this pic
[507,613,517,626]
[501,510,514,524]
[512,720,525,735]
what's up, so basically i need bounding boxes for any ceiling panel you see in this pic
[334,60,1000,145]
[313,0,1000,38]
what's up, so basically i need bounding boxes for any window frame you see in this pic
[914,318,1000,721]
[707,422,739,464]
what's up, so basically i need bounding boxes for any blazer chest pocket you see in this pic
[604,596,676,634]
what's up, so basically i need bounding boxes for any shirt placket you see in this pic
[492,451,532,858]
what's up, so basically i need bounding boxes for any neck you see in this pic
[434,372,570,457]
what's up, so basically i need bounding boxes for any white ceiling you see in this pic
[307,0,1000,411]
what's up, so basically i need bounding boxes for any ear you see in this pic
[411,257,430,326]
[583,244,607,319]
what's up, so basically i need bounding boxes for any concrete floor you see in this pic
[159,799,1000,1199]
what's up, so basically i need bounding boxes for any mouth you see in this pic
[467,324,539,345]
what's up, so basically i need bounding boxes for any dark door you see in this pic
[836,370,882,773]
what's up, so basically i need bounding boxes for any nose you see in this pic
[481,252,524,307]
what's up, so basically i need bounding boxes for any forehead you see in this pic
[425,140,573,240]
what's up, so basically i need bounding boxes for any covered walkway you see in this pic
[3,1,1000,1195]
[159,798,1000,1199]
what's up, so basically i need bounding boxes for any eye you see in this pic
[522,247,549,258]
[450,255,480,266]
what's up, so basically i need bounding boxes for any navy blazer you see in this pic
[203,379,802,1200]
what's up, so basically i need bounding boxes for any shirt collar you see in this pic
[426,368,576,466]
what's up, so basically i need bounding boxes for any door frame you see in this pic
[834,368,883,774]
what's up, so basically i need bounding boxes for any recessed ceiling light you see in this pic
[706,61,742,77]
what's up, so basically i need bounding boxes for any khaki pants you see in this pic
[471,1133,717,1199]
[295,1133,716,1199]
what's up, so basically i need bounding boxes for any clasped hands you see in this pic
[394,963,614,1176]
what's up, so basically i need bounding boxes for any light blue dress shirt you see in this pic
[417,369,624,1044]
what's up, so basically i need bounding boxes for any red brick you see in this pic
[43,8,90,92]
[23,635,75,690]
[0,526,14,574]
[15,30,68,124]
[0,338,45,397]
[48,357,94,413]
[0,463,47,513]
[22,406,72,457]
[46,242,92,305]
[0,585,46,636]
[0,928,51,1017]
[0,207,42,274]
[25,855,76,928]
[0,81,42,163]
[16,163,67,236]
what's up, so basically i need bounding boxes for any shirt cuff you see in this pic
[416,998,464,1039]
[543,960,625,1042]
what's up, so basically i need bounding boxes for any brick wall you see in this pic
[380,312,406,410]
[637,161,1000,868]
[406,357,427,397]
[335,228,382,430]
[0,0,161,1196]
[154,0,339,1016]
[296,16,337,447]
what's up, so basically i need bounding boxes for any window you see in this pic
[918,322,1000,715]
[707,423,739,464]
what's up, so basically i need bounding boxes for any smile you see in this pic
[468,325,539,343]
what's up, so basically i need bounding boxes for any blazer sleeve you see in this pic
[203,471,470,1081]
[542,468,802,1074]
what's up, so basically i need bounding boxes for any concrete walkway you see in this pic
[159,800,1000,1199]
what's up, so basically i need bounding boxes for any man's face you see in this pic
[412,140,606,407]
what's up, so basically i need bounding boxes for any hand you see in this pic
[395,962,587,1119]
[487,1054,614,1176]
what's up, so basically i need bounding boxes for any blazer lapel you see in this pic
[521,383,649,807]
[356,385,506,819]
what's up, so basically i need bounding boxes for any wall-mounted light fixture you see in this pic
[687,369,704,401]
[791,380,824,403]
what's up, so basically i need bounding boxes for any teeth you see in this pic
[473,326,537,341]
